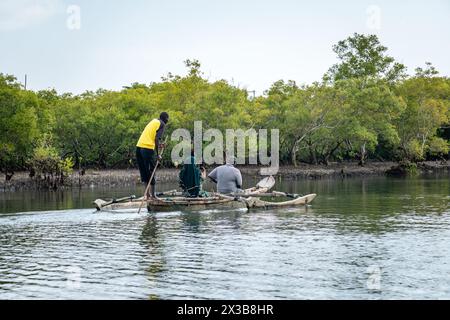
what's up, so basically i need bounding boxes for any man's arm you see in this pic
[235,169,242,189]
[208,168,218,184]
[200,167,206,180]
[155,121,166,157]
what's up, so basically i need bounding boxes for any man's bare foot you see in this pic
[145,193,159,200]
[149,185,159,200]
[144,190,152,200]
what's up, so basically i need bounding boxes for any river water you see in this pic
[0,175,449,299]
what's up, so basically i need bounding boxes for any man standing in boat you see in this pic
[208,156,243,194]
[136,112,169,199]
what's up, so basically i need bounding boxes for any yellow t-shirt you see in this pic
[136,119,161,150]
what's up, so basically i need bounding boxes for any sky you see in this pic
[1,0,449,95]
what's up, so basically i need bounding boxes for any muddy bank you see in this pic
[1,161,448,192]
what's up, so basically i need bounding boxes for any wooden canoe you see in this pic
[145,193,317,211]
[94,176,276,211]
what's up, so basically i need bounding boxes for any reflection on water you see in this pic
[0,175,449,299]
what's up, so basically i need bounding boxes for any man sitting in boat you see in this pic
[136,112,169,199]
[208,156,243,194]
[179,151,207,197]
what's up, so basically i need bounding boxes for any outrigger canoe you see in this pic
[244,193,317,208]
[93,176,316,212]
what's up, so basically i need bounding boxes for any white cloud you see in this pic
[0,0,61,31]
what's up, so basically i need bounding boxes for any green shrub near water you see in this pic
[29,136,74,189]
[0,34,449,183]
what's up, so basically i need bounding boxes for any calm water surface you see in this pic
[0,175,449,299]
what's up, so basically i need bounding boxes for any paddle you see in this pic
[156,189,180,196]
[137,141,167,214]
[93,195,136,210]
[106,195,136,205]
[271,191,303,198]
[136,189,180,199]
[227,192,299,198]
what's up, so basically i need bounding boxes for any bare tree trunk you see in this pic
[359,143,367,166]
[324,142,342,166]
[420,132,428,159]
[291,145,298,167]
[5,171,14,181]
[307,140,315,164]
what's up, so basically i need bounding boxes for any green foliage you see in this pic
[415,62,439,78]
[53,91,138,168]
[0,74,39,179]
[427,137,449,158]
[29,135,74,189]
[395,68,450,162]
[397,160,419,176]
[404,140,424,161]
[0,35,449,177]
[325,33,406,82]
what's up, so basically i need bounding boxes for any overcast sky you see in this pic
[1,0,449,95]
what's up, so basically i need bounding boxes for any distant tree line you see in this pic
[1,33,449,182]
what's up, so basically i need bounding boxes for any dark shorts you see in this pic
[136,147,156,185]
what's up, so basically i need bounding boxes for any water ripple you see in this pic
[1,177,450,299]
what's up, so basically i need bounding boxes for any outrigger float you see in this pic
[93,176,317,212]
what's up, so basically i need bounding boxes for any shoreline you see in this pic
[1,161,448,192]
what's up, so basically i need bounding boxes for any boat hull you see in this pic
[95,193,317,212]
[147,197,246,212]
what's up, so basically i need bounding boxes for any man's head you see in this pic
[159,112,169,124]
[225,155,236,166]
